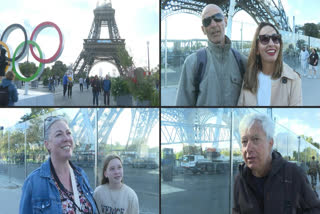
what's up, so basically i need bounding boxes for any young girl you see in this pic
[94,154,139,214]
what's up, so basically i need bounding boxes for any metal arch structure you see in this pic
[72,0,127,76]
[161,108,251,146]
[69,108,158,150]
[161,0,292,32]
[125,108,159,149]
[69,108,123,149]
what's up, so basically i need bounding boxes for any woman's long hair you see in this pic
[101,154,123,185]
[243,22,283,93]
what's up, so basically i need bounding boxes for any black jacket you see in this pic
[0,48,8,76]
[233,151,320,214]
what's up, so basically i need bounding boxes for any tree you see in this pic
[300,135,320,149]
[19,108,55,123]
[51,61,67,79]
[302,23,319,38]
[117,45,133,74]
[19,62,38,78]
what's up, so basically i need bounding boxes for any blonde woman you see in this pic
[238,22,302,106]
[19,115,98,214]
[94,154,139,214]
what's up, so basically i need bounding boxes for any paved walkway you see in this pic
[18,83,117,106]
[161,71,320,106]
[0,173,23,214]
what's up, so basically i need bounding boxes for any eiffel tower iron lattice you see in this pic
[73,1,128,76]
[161,0,291,32]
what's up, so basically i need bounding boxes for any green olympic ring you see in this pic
[12,40,44,82]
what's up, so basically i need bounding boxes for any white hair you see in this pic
[239,113,274,140]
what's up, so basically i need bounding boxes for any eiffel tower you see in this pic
[73,0,126,76]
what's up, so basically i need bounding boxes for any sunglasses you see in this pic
[44,115,66,137]
[202,13,224,27]
[257,34,281,45]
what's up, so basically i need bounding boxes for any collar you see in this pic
[281,63,299,80]
[207,36,232,55]
[40,157,81,178]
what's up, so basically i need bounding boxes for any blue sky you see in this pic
[0,0,159,77]
[161,0,320,41]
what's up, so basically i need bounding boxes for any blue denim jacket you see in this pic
[19,158,98,214]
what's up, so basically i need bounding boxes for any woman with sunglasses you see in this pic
[19,115,98,214]
[94,154,139,214]
[238,22,302,106]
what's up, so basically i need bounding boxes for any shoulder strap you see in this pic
[195,48,207,101]
[231,48,245,78]
[70,165,81,214]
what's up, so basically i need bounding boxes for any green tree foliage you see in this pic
[300,135,320,149]
[302,23,319,38]
[19,62,38,78]
[117,45,133,72]
[51,61,67,79]
[19,108,55,123]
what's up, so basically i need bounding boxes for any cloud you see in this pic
[276,117,320,143]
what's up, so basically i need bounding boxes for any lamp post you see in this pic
[147,41,150,74]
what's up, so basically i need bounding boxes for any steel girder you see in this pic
[161,0,291,31]
[98,109,124,145]
[69,109,122,150]
[125,108,159,149]
[161,108,251,146]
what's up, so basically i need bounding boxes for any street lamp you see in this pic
[147,41,150,74]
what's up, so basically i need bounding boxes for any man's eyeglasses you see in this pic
[257,34,281,45]
[202,13,224,27]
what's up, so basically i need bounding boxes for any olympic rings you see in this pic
[0,41,11,73]
[30,22,64,64]
[0,21,63,82]
[12,40,44,82]
[0,24,28,62]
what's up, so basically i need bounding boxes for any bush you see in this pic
[111,77,130,97]
[129,76,155,102]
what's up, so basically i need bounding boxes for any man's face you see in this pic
[241,121,273,176]
[302,47,305,51]
[201,5,227,45]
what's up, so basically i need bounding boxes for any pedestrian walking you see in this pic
[300,46,309,76]
[103,75,111,105]
[308,48,318,78]
[62,73,68,97]
[79,77,84,92]
[92,75,100,106]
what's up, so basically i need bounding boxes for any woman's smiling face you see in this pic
[257,26,281,65]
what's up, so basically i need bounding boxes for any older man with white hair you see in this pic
[233,113,320,214]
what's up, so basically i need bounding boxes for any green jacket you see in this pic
[176,36,247,106]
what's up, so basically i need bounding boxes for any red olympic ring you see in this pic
[0,21,63,65]
[30,21,64,64]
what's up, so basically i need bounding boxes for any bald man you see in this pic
[176,4,247,106]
